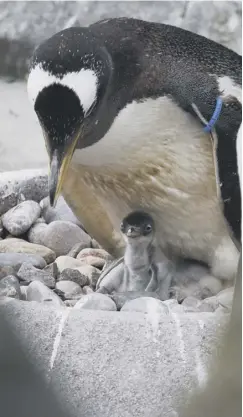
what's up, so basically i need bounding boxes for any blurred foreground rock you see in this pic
[0,298,228,417]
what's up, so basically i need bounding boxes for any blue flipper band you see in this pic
[203,97,223,133]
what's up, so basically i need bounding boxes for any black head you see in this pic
[27,27,113,205]
[120,211,155,239]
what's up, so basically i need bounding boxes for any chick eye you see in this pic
[145,224,152,233]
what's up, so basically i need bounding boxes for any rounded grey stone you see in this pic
[82,286,94,295]
[17,262,55,288]
[64,299,79,307]
[39,220,91,256]
[40,195,83,226]
[121,297,169,314]
[20,285,28,300]
[28,221,48,245]
[59,268,89,287]
[26,280,64,306]
[74,293,117,311]
[216,287,234,309]
[0,265,16,279]
[56,280,83,298]
[0,238,56,264]
[0,252,46,270]
[2,200,41,235]
[67,242,91,258]
[0,275,21,298]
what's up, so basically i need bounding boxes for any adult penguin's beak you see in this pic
[48,133,80,207]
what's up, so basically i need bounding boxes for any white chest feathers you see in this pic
[72,96,208,169]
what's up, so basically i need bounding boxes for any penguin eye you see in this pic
[145,224,152,233]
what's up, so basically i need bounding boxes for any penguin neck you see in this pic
[124,239,154,273]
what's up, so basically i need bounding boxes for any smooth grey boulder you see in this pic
[0,275,21,298]
[55,256,88,272]
[74,293,117,311]
[2,200,41,235]
[33,220,91,257]
[17,262,55,288]
[28,221,48,245]
[216,287,234,309]
[0,252,46,270]
[0,169,48,216]
[55,257,101,288]
[55,280,83,299]
[26,281,64,306]
[0,298,228,417]
[59,268,89,287]
[67,242,92,258]
[0,238,55,264]
[0,265,16,279]
[40,196,83,227]
[82,285,94,295]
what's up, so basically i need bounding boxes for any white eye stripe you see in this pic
[27,63,98,114]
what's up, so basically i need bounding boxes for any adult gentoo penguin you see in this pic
[27,17,241,282]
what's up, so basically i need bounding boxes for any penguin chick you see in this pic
[96,211,171,297]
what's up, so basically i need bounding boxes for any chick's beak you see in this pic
[127,227,141,238]
[49,133,80,207]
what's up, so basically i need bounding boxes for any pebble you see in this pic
[77,255,106,269]
[55,257,100,287]
[2,200,41,236]
[0,275,21,299]
[26,281,64,306]
[182,296,202,311]
[110,291,160,311]
[83,286,94,295]
[55,256,87,272]
[181,296,216,313]
[64,299,78,307]
[0,238,55,263]
[59,268,89,287]
[43,262,59,280]
[76,265,101,289]
[0,170,48,216]
[0,252,46,270]
[67,242,91,258]
[56,280,83,298]
[28,221,48,245]
[33,220,91,256]
[77,248,112,262]
[17,262,55,288]
[73,293,117,311]
[121,297,169,314]
[216,287,234,309]
[40,195,83,226]
[199,296,219,312]
[0,265,16,279]
[20,285,28,300]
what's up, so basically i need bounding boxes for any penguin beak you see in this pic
[127,227,141,238]
[49,132,80,207]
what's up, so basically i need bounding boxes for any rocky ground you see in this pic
[0,171,234,417]
[0,169,234,315]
